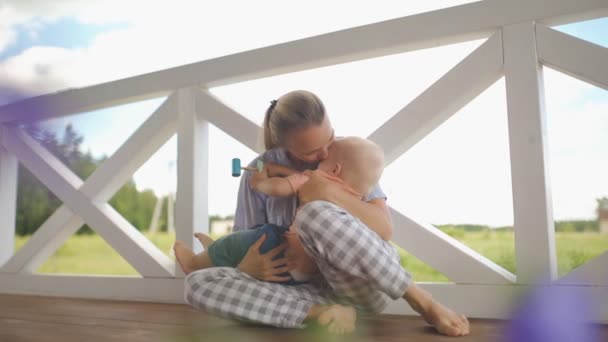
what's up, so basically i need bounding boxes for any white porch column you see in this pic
[0,125,18,268]
[175,87,209,276]
[503,22,557,283]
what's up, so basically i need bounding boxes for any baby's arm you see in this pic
[249,162,305,197]
[252,177,295,197]
[265,162,299,177]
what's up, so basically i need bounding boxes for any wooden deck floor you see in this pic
[0,294,606,342]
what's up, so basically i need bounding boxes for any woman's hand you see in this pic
[297,170,342,204]
[236,234,295,282]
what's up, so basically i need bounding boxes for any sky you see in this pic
[0,1,606,227]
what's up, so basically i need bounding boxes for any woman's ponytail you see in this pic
[263,100,279,150]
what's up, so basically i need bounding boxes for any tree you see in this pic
[16,124,161,235]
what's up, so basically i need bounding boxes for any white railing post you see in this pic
[175,87,209,276]
[0,125,18,268]
[503,22,557,283]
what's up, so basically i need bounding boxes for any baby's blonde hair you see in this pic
[330,137,385,196]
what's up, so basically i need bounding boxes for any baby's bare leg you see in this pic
[194,232,214,249]
[173,234,215,275]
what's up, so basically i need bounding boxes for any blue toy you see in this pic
[232,158,264,177]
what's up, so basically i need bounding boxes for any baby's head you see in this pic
[318,137,385,196]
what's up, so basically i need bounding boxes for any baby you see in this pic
[173,136,385,284]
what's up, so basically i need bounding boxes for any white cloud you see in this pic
[0,5,22,53]
[0,1,88,55]
[0,0,136,24]
[0,46,83,95]
[0,29,15,54]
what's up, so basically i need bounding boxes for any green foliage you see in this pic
[559,222,576,233]
[437,224,489,232]
[567,249,589,270]
[15,124,163,235]
[438,226,465,239]
[438,220,600,233]
[496,252,517,274]
[555,220,598,232]
[209,214,234,222]
[108,181,158,233]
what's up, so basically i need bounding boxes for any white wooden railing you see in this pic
[1,0,607,320]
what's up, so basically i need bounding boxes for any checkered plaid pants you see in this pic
[184,200,412,328]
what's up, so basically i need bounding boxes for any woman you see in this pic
[184,90,469,336]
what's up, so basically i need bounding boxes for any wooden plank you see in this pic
[557,251,608,286]
[503,22,557,283]
[0,295,208,325]
[0,127,174,277]
[0,96,177,274]
[0,294,515,342]
[0,129,18,268]
[0,291,606,342]
[0,0,605,124]
[368,31,503,166]
[0,312,197,333]
[390,209,516,285]
[536,25,608,91]
[196,89,262,153]
[0,318,167,342]
[175,88,209,276]
[0,311,505,342]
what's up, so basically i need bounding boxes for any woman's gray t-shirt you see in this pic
[233,147,387,231]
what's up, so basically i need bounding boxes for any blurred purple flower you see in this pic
[504,284,600,342]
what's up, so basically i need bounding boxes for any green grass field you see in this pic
[14,231,608,281]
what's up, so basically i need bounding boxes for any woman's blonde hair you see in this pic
[263,90,326,150]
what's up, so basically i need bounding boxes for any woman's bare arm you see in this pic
[327,190,393,241]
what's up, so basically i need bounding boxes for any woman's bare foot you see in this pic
[317,304,357,334]
[173,240,196,275]
[194,232,214,249]
[403,283,469,337]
